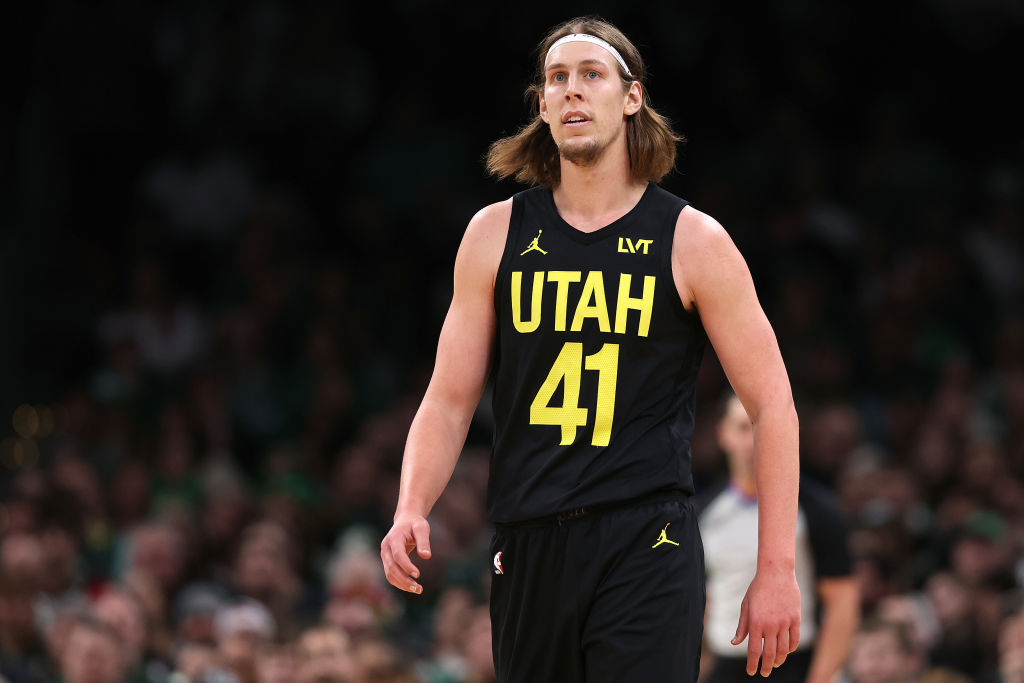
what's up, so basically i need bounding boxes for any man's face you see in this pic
[717,396,755,477]
[94,592,146,666]
[847,630,917,683]
[296,628,355,683]
[61,625,124,683]
[539,40,641,168]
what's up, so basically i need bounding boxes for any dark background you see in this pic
[4,0,1022,411]
[1,2,1023,682]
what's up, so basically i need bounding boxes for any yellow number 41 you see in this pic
[529,342,620,447]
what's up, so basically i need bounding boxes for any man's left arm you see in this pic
[673,207,801,678]
[806,577,860,683]
[801,478,860,683]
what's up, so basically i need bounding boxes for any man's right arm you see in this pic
[380,199,511,594]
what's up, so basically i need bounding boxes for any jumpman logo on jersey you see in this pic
[651,522,680,549]
[520,229,548,255]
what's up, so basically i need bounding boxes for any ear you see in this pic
[539,91,549,124]
[624,81,642,116]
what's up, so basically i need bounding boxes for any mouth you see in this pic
[562,113,591,128]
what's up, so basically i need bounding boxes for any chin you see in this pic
[558,138,604,167]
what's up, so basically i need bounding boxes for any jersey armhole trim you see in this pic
[493,192,525,315]
[660,199,699,324]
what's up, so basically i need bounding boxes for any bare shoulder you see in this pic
[671,205,744,312]
[464,197,513,245]
[456,197,514,291]
[672,205,733,258]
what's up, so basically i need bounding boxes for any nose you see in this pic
[563,73,583,100]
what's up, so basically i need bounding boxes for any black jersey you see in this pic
[488,181,707,523]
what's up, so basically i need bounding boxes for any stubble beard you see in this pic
[557,136,605,167]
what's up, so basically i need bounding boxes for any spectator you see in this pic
[215,600,275,683]
[93,586,167,683]
[845,619,922,683]
[0,573,51,683]
[59,618,127,683]
[294,625,355,683]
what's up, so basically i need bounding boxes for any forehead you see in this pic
[302,630,346,650]
[69,626,117,648]
[723,396,748,423]
[544,40,615,71]
[856,629,900,651]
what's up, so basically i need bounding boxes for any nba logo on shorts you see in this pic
[493,551,504,575]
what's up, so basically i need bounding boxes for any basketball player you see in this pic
[699,393,859,682]
[380,16,801,682]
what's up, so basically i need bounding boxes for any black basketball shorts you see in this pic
[488,492,705,683]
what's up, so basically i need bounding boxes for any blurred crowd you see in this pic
[4,1,1024,682]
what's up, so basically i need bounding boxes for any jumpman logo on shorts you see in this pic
[520,229,548,255]
[651,522,680,549]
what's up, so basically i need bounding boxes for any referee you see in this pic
[699,393,859,682]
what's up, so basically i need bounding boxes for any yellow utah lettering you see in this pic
[615,273,656,337]
[511,270,656,337]
[547,271,582,332]
[511,271,543,333]
[570,271,611,333]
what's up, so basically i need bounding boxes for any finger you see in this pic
[760,630,776,677]
[790,620,801,653]
[383,540,422,594]
[381,550,410,591]
[390,537,422,579]
[381,552,400,588]
[774,629,790,668]
[746,634,763,677]
[731,599,750,646]
[412,518,432,558]
[388,568,422,594]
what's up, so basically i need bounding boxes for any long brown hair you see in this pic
[486,16,684,188]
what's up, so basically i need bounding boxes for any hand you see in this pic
[380,514,432,594]
[731,566,801,677]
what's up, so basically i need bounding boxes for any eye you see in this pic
[586,71,599,79]
[552,72,566,82]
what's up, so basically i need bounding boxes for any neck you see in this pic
[552,136,646,227]
[730,473,757,500]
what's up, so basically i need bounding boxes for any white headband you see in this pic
[545,33,633,77]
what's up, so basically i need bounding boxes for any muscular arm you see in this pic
[806,577,860,683]
[381,199,510,594]
[673,207,801,676]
